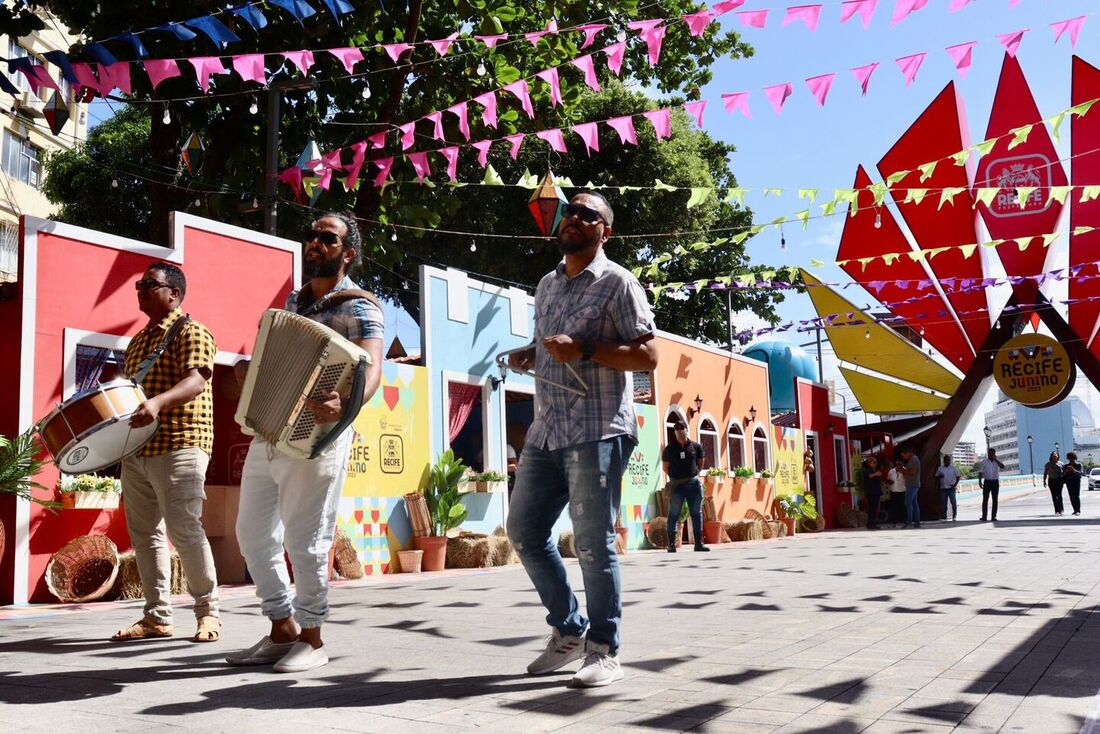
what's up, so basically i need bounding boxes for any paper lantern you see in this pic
[528,171,566,236]
[180,133,204,173]
[295,139,323,176]
[43,91,69,136]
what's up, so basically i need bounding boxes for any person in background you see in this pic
[661,420,708,552]
[934,454,961,521]
[900,447,921,528]
[1063,451,1083,517]
[887,459,907,528]
[861,456,883,530]
[1043,451,1064,516]
[978,448,1006,522]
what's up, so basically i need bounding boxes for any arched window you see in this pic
[752,426,770,474]
[726,423,745,472]
[665,408,687,446]
[698,418,719,469]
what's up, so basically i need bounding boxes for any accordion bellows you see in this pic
[235,309,371,460]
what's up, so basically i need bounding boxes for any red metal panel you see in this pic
[878,83,989,365]
[1070,57,1100,355]
[975,54,1067,298]
[838,166,973,364]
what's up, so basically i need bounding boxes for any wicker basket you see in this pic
[836,503,867,529]
[702,496,717,522]
[800,515,826,533]
[404,491,432,538]
[725,520,763,542]
[397,549,423,573]
[46,535,119,603]
[333,527,364,579]
[744,508,776,539]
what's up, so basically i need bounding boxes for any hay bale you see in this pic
[110,549,185,600]
[557,531,577,558]
[447,533,519,568]
[725,520,763,542]
[771,520,788,538]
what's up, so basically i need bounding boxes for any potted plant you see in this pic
[457,467,478,494]
[0,430,59,559]
[756,470,773,494]
[703,467,727,494]
[776,491,818,537]
[414,449,470,571]
[473,470,507,493]
[58,473,122,510]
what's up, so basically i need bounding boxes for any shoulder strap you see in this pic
[297,286,382,315]
[133,314,191,386]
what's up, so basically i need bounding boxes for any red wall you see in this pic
[8,220,294,603]
[796,379,850,530]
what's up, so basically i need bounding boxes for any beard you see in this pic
[304,250,344,278]
[558,226,594,255]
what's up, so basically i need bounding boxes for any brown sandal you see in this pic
[111,618,174,641]
[194,616,221,643]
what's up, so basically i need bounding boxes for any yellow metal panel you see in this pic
[839,367,950,414]
[802,270,961,395]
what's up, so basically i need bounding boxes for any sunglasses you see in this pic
[562,203,607,226]
[134,278,171,291]
[302,229,342,246]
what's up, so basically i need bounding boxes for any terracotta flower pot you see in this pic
[703,520,724,545]
[780,517,797,536]
[413,535,448,572]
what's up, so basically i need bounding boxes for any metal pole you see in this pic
[816,326,824,383]
[263,85,281,235]
[726,287,734,352]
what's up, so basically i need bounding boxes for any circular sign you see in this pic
[993,333,1076,408]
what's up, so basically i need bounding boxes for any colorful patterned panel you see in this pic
[336,495,402,577]
[622,403,661,550]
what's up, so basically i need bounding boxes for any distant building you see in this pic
[984,394,1075,474]
[1,17,89,282]
[952,441,977,468]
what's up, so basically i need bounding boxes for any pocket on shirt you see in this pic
[567,303,605,339]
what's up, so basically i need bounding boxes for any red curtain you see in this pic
[448,382,482,443]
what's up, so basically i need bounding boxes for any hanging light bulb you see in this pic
[249,99,258,114]
[391,231,398,241]
[162,107,171,125]
[402,280,409,290]
[469,241,477,252]
[919,326,926,336]
[362,84,372,100]
[194,198,201,206]
[864,329,871,339]
[874,210,882,229]
[252,197,259,209]
[476,61,486,76]
[110,178,118,188]
[616,29,627,42]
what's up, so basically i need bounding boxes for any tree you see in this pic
[24,1,785,338]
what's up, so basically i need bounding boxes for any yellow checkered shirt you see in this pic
[123,308,216,456]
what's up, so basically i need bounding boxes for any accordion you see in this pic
[235,309,371,459]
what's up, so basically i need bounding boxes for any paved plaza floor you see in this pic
[3,488,1100,733]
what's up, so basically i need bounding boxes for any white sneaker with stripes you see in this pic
[526,628,585,675]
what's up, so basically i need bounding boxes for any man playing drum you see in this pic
[112,263,221,643]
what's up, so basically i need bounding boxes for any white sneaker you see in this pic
[225,636,296,666]
[526,628,585,675]
[570,641,623,688]
[273,641,329,673]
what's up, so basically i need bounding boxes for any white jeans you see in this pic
[236,431,351,628]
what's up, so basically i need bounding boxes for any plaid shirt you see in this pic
[286,275,385,342]
[123,309,217,456]
[526,251,656,452]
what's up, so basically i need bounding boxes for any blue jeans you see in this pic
[905,487,921,526]
[667,478,703,545]
[940,488,957,519]
[506,436,633,653]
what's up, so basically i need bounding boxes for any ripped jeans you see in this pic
[506,436,633,654]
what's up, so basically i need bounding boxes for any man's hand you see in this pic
[508,347,535,372]
[130,398,162,428]
[305,390,344,424]
[543,334,581,363]
[234,359,250,388]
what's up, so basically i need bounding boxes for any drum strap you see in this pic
[132,314,192,386]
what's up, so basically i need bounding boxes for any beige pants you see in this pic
[122,447,219,624]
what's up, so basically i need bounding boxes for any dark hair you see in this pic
[315,211,362,268]
[1067,451,1078,462]
[148,262,186,300]
[574,191,614,227]
[1050,451,1060,462]
[672,420,687,430]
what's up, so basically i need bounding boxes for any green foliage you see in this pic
[0,430,59,510]
[59,473,121,494]
[705,467,727,477]
[425,449,469,535]
[777,491,818,521]
[472,470,506,482]
[732,466,754,479]
[759,470,772,479]
[28,1,777,340]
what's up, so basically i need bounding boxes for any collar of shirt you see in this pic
[146,307,185,337]
[553,249,609,281]
[296,274,356,313]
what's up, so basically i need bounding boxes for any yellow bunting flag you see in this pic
[686,187,712,208]
[918,161,937,182]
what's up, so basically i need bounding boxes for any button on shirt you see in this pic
[979,458,1001,481]
[526,251,656,452]
[663,440,704,480]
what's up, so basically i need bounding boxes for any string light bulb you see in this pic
[874,210,882,229]
[616,29,627,42]
[362,84,371,99]
[391,231,398,241]
[252,197,259,208]
[864,329,871,339]
[194,198,201,207]
[402,280,409,290]
[469,241,477,252]
[162,107,171,125]
[110,179,118,188]
[249,99,258,114]
[476,61,486,76]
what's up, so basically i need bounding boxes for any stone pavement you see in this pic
[3,488,1100,733]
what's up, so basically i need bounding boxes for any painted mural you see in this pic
[773,426,806,498]
[621,403,662,550]
[336,361,430,576]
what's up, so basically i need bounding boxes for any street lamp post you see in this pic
[983,425,992,450]
[1027,435,1034,485]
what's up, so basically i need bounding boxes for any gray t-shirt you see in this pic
[904,455,921,490]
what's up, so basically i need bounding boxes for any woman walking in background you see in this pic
[1043,451,1065,516]
[1063,452,1084,517]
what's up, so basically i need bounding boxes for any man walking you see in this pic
[900,447,921,528]
[228,213,384,673]
[506,192,658,688]
[861,456,883,530]
[113,263,220,643]
[662,420,709,552]
[979,448,1006,522]
[934,454,961,521]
